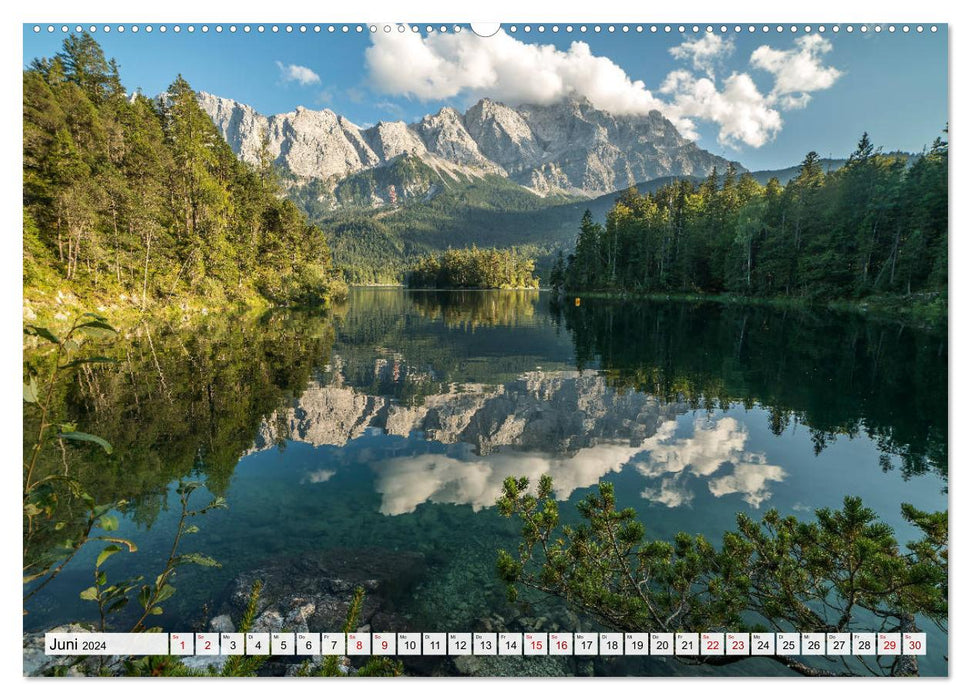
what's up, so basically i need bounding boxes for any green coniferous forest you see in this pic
[23,34,347,314]
[556,134,947,320]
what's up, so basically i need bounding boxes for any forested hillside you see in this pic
[23,34,346,314]
[556,133,947,315]
[305,169,574,284]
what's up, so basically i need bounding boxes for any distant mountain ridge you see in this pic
[749,152,917,186]
[197,92,742,202]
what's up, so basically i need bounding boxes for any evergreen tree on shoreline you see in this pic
[24,34,346,309]
[560,132,947,307]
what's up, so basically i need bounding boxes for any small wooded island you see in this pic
[406,247,539,289]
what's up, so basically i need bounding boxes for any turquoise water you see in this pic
[24,289,948,676]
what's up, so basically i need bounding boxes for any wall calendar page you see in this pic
[20,7,949,684]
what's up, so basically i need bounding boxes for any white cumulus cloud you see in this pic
[276,61,321,86]
[303,468,336,484]
[669,33,734,78]
[709,461,786,508]
[364,28,841,150]
[750,35,843,109]
[365,27,665,115]
[641,476,696,508]
[659,70,783,148]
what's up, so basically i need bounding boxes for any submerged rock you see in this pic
[202,547,425,676]
[209,614,235,634]
[215,547,426,640]
[452,654,571,677]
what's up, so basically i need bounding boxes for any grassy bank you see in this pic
[22,279,347,334]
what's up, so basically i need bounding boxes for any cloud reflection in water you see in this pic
[636,416,785,508]
[370,415,785,515]
[372,440,646,515]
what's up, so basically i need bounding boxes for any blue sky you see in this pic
[23,23,948,170]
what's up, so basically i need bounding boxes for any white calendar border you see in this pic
[5,0,960,698]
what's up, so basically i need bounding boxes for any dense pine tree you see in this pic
[561,132,947,310]
[23,34,346,309]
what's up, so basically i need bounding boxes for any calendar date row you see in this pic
[46,631,926,657]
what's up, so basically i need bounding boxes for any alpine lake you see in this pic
[23,288,948,677]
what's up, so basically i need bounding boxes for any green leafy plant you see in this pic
[75,480,225,634]
[24,313,228,675]
[129,481,226,631]
[23,313,120,604]
[497,475,947,677]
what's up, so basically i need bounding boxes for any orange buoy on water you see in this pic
[574,297,581,306]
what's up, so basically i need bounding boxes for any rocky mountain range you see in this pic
[250,361,682,457]
[197,92,741,201]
